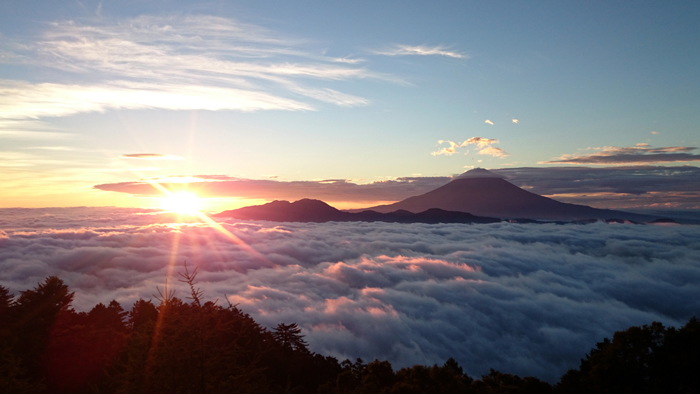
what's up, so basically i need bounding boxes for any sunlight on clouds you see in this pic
[121,153,184,160]
[373,44,466,59]
[0,81,313,119]
[512,119,519,124]
[0,15,382,121]
[485,120,494,125]
[477,146,509,158]
[432,137,507,157]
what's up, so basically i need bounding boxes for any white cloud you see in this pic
[0,80,313,119]
[477,146,508,158]
[373,44,466,59]
[1,207,699,382]
[485,120,494,125]
[0,15,382,121]
[512,119,519,124]
[432,137,507,157]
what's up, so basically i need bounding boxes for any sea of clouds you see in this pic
[1,207,699,381]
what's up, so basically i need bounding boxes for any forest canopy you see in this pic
[0,273,698,394]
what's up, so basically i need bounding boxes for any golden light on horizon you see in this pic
[161,191,201,214]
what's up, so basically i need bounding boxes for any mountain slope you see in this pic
[365,169,657,221]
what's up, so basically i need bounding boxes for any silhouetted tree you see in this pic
[390,358,473,394]
[558,318,700,394]
[471,369,552,394]
[128,299,159,330]
[273,322,309,353]
[0,285,12,321]
[5,276,74,385]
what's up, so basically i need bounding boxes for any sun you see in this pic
[161,192,201,214]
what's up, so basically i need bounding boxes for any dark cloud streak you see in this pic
[542,144,700,165]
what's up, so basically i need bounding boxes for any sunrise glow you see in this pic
[160,192,201,214]
[2,2,699,390]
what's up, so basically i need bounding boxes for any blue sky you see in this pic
[1,1,699,209]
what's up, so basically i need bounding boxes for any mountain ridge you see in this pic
[213,198,501,224]
[361,169,658,221]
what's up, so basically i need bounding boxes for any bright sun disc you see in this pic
[161,192,201,214]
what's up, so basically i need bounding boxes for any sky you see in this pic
[2,208,699,381]
[1,1,700,210]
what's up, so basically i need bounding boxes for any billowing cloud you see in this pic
[432,137,506,157]
[542,143,700,165]
[373,45,465,59]
[0,15,381,121]
[121,153,184,160]
[1,207,699,383]
[484,120,494,125]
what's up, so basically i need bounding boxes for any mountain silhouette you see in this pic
[214,198,501,224]
[363,168,658,221]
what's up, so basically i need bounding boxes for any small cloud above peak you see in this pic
[432,137,508,158]
[122,153,184,160]
[373,44,466,59]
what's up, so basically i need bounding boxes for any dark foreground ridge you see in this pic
[214,198,677,225]
[214,198,502,224]
[2,276,699,394]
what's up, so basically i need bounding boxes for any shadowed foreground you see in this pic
[0,276,698,394]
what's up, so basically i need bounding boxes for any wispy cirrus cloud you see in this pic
[121,153,184,160]
[432,137,507,157]
[0,80,313,119]
[542,143,700,165]
[0,15,384,121]
[372,44,466,59]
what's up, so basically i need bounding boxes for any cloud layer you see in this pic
[1,207,699,382]
[543,143,700,165]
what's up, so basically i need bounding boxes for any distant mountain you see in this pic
[214,199,501,224]
[363,168,660,221]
